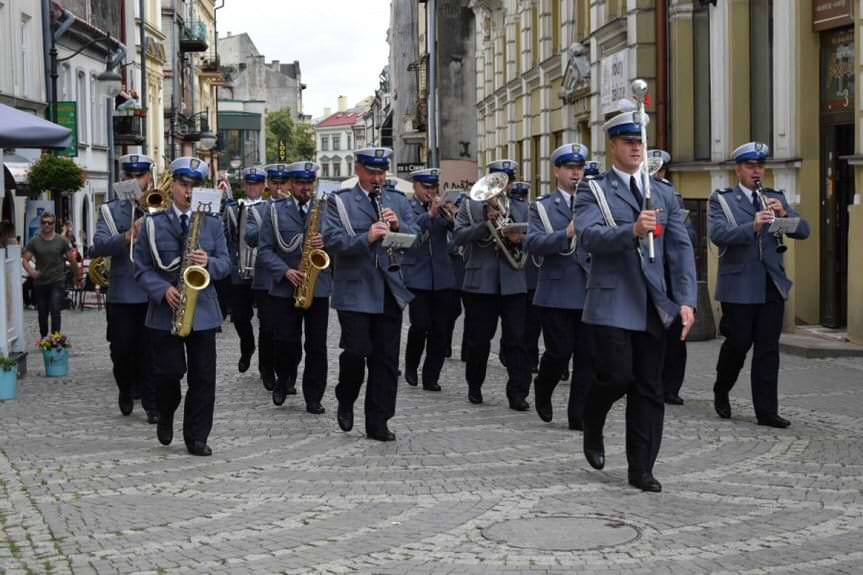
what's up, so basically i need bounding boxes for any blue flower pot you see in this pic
[0,367,16,400]
[42,348,68,377]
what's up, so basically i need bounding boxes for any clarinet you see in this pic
[753,178,787,254]
[370,186,400,272]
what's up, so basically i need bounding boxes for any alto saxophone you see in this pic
[171,209,211,337]
[293,195,330,309]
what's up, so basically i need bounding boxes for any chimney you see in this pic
[227,31,232,37]
[323,107,332,118]
[272,60,279,69]
[337,96,347,112]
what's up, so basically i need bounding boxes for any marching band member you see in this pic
[574,111,696,491]
[511,181,542,373]
[402,168,456,392]
[322,147,417,441]
[648,149,697,406]
[134,157,231,456]
[243,164,288,392]
[525,144,592,431]
[92,154,158,422]
[444,192,468,361]
[454,160,531,410]
[257,161,331,414]
[223,167,267,375]
[710,142,810,427]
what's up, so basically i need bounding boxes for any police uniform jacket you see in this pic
[525,191,589,310]
[322,185,417,313]
[514,198,540,291]
[222,199,250,285]
[401,196,456,291]
[574,171,697,331]
[709,184,810,303]
[453,197,528,296]
[133,210,231,332]
[92,199,148,304]
[257,197,333,300]
[242,199,272,291]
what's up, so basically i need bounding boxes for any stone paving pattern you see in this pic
[1,308,862,574]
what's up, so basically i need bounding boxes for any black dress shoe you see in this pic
[583,428,605,470]
[238,354,252,373]
[404,370,419,386]
[262,375,275,392]
[559,369,570,382]
[714,390,731,419]
[422,382,441,392]
[306,403,326,415]
[508,397,529,411]
[444,347,452,358]
[530,365,539,374]
[468,387,483,404]
[157,415,173,446]
[285,383,297,395]
[272,381,287,406]
[367,428,396,441]
[628,472,662,492]
[757,414,791,428]
[568,417,583,431]
[337,404,354,432]
[535,394,553,423]
[146,410,160,425]
[664,394,684,406]
[119,392,133,416]
[186,441,212,456]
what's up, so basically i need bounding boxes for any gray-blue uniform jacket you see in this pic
[242,199,271,291]
[525,190,589,310]
[401,196,456,291]
[222,199,249,285]
[513,196,540,291]
[453,197,528,295]
[256,196,333,299]
[709,184,810,303]
[92,199,148,304]
[133,210,231,332]
[322,185,418,313]
[574,171,697,331]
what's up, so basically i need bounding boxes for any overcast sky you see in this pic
[219,0,391,120]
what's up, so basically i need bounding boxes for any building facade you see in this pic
[314,104,365,182]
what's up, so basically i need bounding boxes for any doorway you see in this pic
[820,123,853,328]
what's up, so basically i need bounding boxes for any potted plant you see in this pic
[0,356,17,400]
[38,332,70,377]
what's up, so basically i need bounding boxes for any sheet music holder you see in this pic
[381,232,417,250]
[191,188,222,215]
[768,217,800,235]
[114,179,142,201]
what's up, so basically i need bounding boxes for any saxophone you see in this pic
[88,256,111,288]
[293,195,330,310]
[171,209,211,337]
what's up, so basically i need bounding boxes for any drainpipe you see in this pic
[427,0,439,168]
[42,0,54,120]
[655,0,668,151]
[139,0,148,154]
[171,0,178,161]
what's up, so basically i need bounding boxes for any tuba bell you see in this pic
[469,173,527,269]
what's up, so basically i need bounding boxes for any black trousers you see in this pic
[535,307,592,425]
[106,302,156,412]
[525,289,542,369]
[335,288,402,433]
[405,288,455,386]
[663,315,687,398]
[33,281,64,338]
[463,292,531,400]
[214,277,232,320]
[444,290,466,356]
[714,282,785,418]
[252,289,276,383]
[585,307,666,475]
[230,282,256,359]
[272,295,329,405]
[150,329,217,445]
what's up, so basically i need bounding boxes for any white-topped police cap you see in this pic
[285,161,320,181]
[243,166,267,183]
[648,149,671,167]
[119,154,154,175]
[584,160,601,177]
[510,181,530,196]
[355,147,393,171]
[266,163,290,181]
[487,159,518,177]
[170,156,209,182]
[551,143,589,166]
[602,110,649,139]
[411,168,440,185]
[732,141,769,163]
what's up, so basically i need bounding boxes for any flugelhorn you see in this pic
[469,173,527,269]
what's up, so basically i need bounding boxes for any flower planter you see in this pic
[0,367,16,400]
[42,348,68,377]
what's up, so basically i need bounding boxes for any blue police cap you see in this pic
[602,111,649,139]
[170,156,209,183]
[647,149,671,167]
[265,164,290,181]
[732,142,769,163]
[510,181,530,197]
[243,167,267,183]
[551,144,589,166]
[119,154,154,175]
[356,147,393,172]
[410,168,440,185]
[488,159,518,178]
[285,161,320,181]
[584,161,601,177]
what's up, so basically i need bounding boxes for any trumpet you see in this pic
[129,174,172,262]
[430,190,457,223]
[370,185,400,272]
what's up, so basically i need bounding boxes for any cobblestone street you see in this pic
[1,308,862,574]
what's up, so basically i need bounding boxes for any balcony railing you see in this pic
[199,51,220,73]
[113,109,146,145]
[180,17,208,52]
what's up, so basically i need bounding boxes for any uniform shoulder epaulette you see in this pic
[717,187,734,194]
[387,189,406,198]
[271,196,288,204]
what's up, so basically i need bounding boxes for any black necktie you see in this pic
[369,193,380,218]
[752,191,761,212]
[180,214,188,235]
[569,194,574,213]
[300,203,307,222]
[629,176,643,207]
